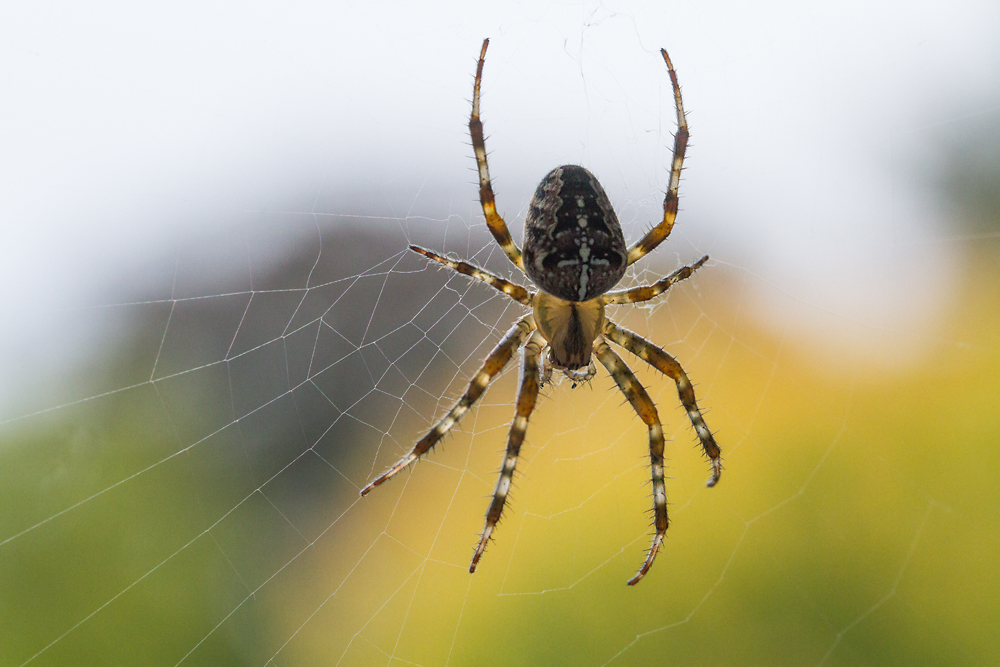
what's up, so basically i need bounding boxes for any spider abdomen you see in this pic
[522,165,627,302]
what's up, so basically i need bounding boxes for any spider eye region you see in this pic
[523,165,627,301]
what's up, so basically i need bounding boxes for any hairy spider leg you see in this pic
[470,38,524,271]
[408,245,532,305]
[359,316,535,496]
[471,330,544,572]
[627,49,689,267]
[604,321,721,487]
[604,255,708,305]
[594,339,668,586]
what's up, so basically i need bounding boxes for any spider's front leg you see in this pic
[627,48,689,266]
[360,316,535,496]
[593,339,668,586]
[471,331,544,572]
[470,38,524,271]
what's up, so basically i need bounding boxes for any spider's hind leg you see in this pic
[360,316,535,496]
[471,330,544,572]
[603,320,721,487]
[594,339,668,586]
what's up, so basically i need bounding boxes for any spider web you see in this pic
[3,2,999,666]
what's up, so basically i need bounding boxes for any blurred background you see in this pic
[2,1,998,665]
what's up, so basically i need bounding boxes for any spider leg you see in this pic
[627,49,689,267]
[360,316,535,496]
[471,330,544,572]
[604,255,708,305]
[409,245,533,305]
[603,321,721,487]
[593,339,668,586]
[470,38,525,272]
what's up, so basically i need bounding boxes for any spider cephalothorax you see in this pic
[361,39,722,586]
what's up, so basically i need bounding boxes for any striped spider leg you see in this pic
[471,330,545,571]
[358,313,535,498]
[407,245,532,306]
[593,339,668,586]
[626,48,689,267]
[601,319,721,487]
[469,38,523,271]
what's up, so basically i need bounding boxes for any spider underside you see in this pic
[361,39,721,586]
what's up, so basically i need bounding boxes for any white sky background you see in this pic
[2,0,999,389]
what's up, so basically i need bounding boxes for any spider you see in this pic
[361,39,721,586]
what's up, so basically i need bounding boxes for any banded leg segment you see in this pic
[604,321,721,487]
[594,339,668,586]
[470,38,524,271]
[360,316,535,496]
[604,255,708,305]
[471,331,544,572]
[409,245,532,305]
[627,49,689,266]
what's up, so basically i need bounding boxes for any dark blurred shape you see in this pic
[939,109,1000,237]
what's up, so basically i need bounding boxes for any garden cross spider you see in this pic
[361,39,721,585]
